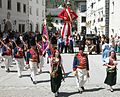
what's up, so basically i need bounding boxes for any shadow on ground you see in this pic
[59,87,104,97]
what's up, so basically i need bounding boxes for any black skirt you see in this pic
[51,66,63,93]
[104,68,117,86]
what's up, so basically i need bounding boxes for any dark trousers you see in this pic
[61,43,64,53]
[65,45,69,53]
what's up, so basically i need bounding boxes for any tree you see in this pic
[46,13,54,28]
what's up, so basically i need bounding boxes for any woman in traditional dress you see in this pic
[104,50,117,92]
[50,49,65,97]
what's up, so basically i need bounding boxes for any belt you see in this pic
[29,59,38,62]
[77,66,86,69]
[65,21,71,23]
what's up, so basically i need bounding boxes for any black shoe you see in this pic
[33,81,37,84]
[110,88,114,92]
[57,91,59,94]
[6,68,10,72]
[81,87,85,91]
[19,75,22,78]
[79,91,82,94]
[78,89,83,94]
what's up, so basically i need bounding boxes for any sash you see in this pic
[66,9,72,22]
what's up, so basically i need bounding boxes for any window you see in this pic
[36,8,39,16]
[101,17,103,21]
[81,5,86,12]
[19,24,22,32]
[17,2,21,12]
[81,17,86,22]
[0,0,2,8]
[36,24,39,31]
[81,26,86,34]
[23,4,26,13]
[19,24,25,33]
[22,24,25,32]
[8,0,11,10]
[30,6,32,15]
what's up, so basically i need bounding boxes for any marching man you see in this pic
[14,38,25,78]
[1,37,12,72]
[26,40,39,84]
[73,46,90,94]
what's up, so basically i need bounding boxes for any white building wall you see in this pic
[109,0,120,37]
[0,0,28,32]
[0,0,45,33]
[29,0,45,33]
[75,1,86,35]
[86,0,106,35]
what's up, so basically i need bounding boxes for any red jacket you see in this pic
[58,7,78,22]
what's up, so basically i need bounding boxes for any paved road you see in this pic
[0,54,120,97]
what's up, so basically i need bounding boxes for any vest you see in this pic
[17,47,24,57]
[77,53,87,69]
[4,49,12,56]
[3,46,12,56]
[29,48,38,59]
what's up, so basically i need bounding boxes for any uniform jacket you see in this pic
[14,46,24,58]
[26,48,39,64]
[73,52,89,71]
[58,7,78,22]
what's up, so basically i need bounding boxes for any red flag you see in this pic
[42,20,49,54]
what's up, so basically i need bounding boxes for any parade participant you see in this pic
[58,1,78,48]
[69,35,74,53]
[102,37,110,64]
[1,37,12,72]
[50,49,65,97]
[104,50,117,92]
[27,40,39,84]
[36,38,44,74]
[73,46,89,94]
[14,38,25,78]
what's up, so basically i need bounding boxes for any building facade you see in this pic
[75,0,87,35]
[0,0,28,32]
[0,0,45,33]
[109,0,120,37]
[86,0,107,35]
[29,0,45,33]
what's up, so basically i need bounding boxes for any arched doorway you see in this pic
[36,24,39,31]
[4,21,12,31]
